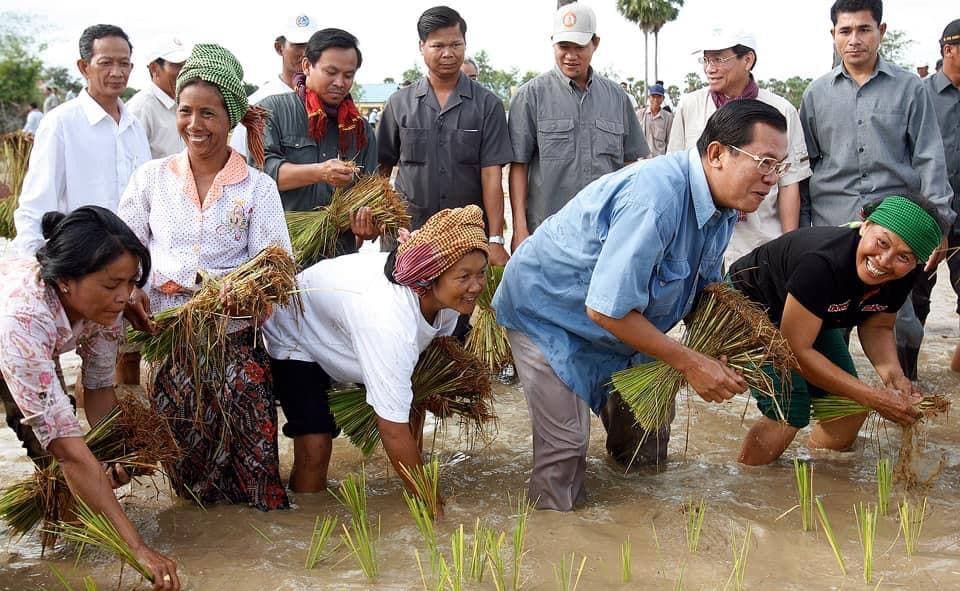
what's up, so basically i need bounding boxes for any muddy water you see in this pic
[2,269,960,590]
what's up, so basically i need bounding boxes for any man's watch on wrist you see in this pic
[488,235,505,245]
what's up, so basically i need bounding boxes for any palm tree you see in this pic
[650,1,683,82]
[616,0,684,86]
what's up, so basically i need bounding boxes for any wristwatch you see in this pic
[488,235,505,245]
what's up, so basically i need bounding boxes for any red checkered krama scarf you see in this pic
[294,73,367,157]
[393,205,489,295]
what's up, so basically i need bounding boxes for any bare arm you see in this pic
[776,183,801,233]
[377,415,445,515]
[276,160,355,192]
[858,312,919,395]
[480,165,508,265]
[508,163,530,252]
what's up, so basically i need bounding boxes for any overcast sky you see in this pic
[7,0,955,92]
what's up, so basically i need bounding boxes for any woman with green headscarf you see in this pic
[727,195,944,466]
[118,44,292,510]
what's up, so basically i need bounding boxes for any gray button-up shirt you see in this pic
[377,72,513,230]
[639,106,673,157]
[925,70,960,211]
[508,67,648,231]
[800,57,954,227]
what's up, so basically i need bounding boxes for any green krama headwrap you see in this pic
[176,43,249,129]
[866,196,942,262]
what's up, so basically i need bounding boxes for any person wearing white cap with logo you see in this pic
[230,13,319,157]
[126,38,191,158]
[667,27,811,263]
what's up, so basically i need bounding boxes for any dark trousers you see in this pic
[0,359,70,466]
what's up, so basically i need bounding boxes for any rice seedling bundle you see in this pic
[126,245,299,397]
[854,502,878,584]
[897,496,927,556]
[895,394,950,490]
[793,459,814,532]
[814,497,846,575]
[399,457,442,518]
[331,471,380,580]
[811,394,870,422]
[612,283,797,432]
[0,131,33,239]
[328,336,496,455]
[55,499,154,584]
[285,174,410,264]
[464,266,512,372]
[0,396,179,547]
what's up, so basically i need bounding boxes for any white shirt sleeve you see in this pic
[229,125,249,158]
[246,172,292,257]
[12,116,65,256]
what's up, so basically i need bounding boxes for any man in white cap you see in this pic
[667,27,811,262]
[126,38,191,158]
[230,13,319,156]
[508,2,646,250]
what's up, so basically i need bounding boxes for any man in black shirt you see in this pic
[729,196,942,465]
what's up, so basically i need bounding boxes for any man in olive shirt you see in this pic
[508,2,647,251]
[378,6,513,264]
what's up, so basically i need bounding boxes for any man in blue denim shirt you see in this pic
[493,100,789,511]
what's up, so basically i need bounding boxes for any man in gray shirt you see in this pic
[378,6,514,265]
[508,2,647,251]
[799,0,954,379]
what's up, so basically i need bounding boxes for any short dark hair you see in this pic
[29,102,38,109]
[862,195,948,235]
[731,44,757,71]
[417,6,467,42]
[696,99,788,156]
[304,28,363,68]
[78,24,132,62]
[830,0,882,26]
[37,206,151,290]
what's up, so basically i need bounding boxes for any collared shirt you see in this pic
[12,90,151,256]
[639,105,673,157]
[799,57,955,227]
[668,86,812,260]
[0,257,121,449]
[118,149,292,316]
[924,70,960,208]
[230,76,295,157]
[126,81,184,159]
[492,149,737,411]
[508,67,648,231]
[377,72,513,230]
[22,109,42,134]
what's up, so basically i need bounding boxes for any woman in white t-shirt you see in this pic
[264,205,488,498]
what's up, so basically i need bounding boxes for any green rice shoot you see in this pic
[898,496,927,556]
[331,471,379,580]
[553,553,587,591]
[305,515,339,569]
[449,524,466,591]
[854,502,879,583]
[877,458,893,517]
[399,457,442,519]
[811,394,870,422]
[684,497,707,552]
[510,490,534,591]
[814,497,846,575]
[725,525,752,591]
[620,535,632,583]
[469,518,490,583]
[485,529,508,591]
[794,459,814,532]
[403,490,439,566]
[55,499,154,584]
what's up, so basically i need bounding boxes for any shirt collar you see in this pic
[414,72,474,99]
[931,70,956,93]
[832,55,895,84]
[687,148,733,228]
[79,88,135,131]
[168,148,250,210]
[551,65,594,91]
[148,81,176,110]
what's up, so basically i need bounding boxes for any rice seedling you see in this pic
[449,524,466,591]
[673,565,685,591]
[724,525,752,591]
[329,336,496,455]
[794,459,814,532]
[553,553,587,591]
[399,457,442,518]
[0,396,179,547]
[249,523,274,543]
[510,490,534,591]
[683,497,706,552]
[612,283,797,432]
[898,496,927,556]
[469,518,490,582]
[854,502,879,583]
[485,528,508,591]
[0,131,33,239]
[895,395,950,489]
[877,458,893,516]
[305,515,339,569]
[415,548,447,591]
[814,497,846,575]
[464,266,512,372]
[331,471,379,580]
[404,489,439,561]
[55,499,154,584]
[811,394,870,422]
[620,535,632,583]
[285,175,410,264]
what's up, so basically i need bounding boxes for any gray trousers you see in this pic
[508,330,670,511]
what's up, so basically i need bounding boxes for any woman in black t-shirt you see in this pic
[728,196,945,465]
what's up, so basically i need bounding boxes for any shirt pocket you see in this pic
[453,129,481,165]
[594,118,625,160]
[279,134,319,164]
[646,258,691,317]
[537,118,574,160]
[399,127,429,164]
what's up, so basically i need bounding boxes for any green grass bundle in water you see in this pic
[0,396,179,548]
[329,337,496,455]
[611,282,797,432]
[286,175,410,265]
[465,266,512,372]
[0,131,34,239]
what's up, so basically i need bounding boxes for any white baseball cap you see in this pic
[281,14,319,44]
[145,38,191,65]
[552,2,597,46]
[692,27,757,54]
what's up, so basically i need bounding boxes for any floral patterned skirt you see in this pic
[151,327,288,511]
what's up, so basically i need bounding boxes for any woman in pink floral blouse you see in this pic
[0,206,180,590]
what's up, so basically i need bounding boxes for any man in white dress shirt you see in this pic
[126,38,191,158]
[229,13,319,157]
[13,24,151,256]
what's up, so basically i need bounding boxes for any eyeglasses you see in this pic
[726,145,792,176]
[697,55,738,67]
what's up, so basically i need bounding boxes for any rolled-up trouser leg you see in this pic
[602,390,674,469]
[895,292,923,381]
[507,330,590,511]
